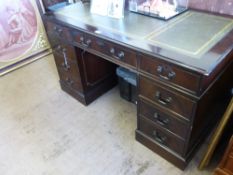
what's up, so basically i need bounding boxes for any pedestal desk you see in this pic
[37,2,233,169]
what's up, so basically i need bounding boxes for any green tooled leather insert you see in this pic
[147,12,233,57]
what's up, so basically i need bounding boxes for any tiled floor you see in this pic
[0,55,216,175]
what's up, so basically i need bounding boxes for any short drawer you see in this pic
[139,76,196,120]
[58,69,83,92]
[54,53,80,82]
[72,30,86,46]
[138,99,189,139]
[106,42,137,68]
[138,117,185,155]
[53,43,76,62]
[45,21,71,42]
[139,54,201,94]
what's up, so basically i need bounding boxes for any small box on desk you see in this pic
[116,67,137,104]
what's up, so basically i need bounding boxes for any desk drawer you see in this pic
[60,76,83,92]
[139,76,196,120]
[139,54,201,94]
[72,30,86,46]
[138,117,185,155]
[56,61,83,92]
[138,99,189,139]
[53,43,76,62]
[54,52,80,82]
[73,32,137,68]
[106,42,137,68]
[45,21,71,42]
[91,37,137,68]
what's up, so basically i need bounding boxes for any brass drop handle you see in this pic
[61,48,70,70]
[154,113,169,126]
[110,48,115,54]
[80,36,84,43]
[153,130,167,145]
[80,36,91,48]
[157,65,176,80]
[110,48,124,60]
[62,62,70,71]
[84,39,92,47]
[117,51,125,60]
[155,91,172,105]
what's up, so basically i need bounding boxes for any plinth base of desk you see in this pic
[60,76,117,106]
[136,130,188,170]
[60,81,87,105]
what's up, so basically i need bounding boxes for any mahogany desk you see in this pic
[38,2,233,169]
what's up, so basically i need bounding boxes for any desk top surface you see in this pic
[52,2,233,75]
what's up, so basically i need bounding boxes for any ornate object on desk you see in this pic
[129,0,188,20]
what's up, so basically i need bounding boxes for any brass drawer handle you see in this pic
[110,48,124,60]
[80,36,91,48]
[154,113,169,126]
[153,130,167,145]
[117,51,125,60]
[80,36,84,43]
[155,91,172,105]
[84,39,92,48]
[61,62,71,71]
[157,65,176,80]
[61,47,70,70]
[110,48,115,54]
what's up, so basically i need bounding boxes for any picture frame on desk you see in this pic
[107,0,125,18]
[90,0,109,16]
[91,0,125,19]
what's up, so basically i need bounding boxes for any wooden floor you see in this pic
[0,54,216,175]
